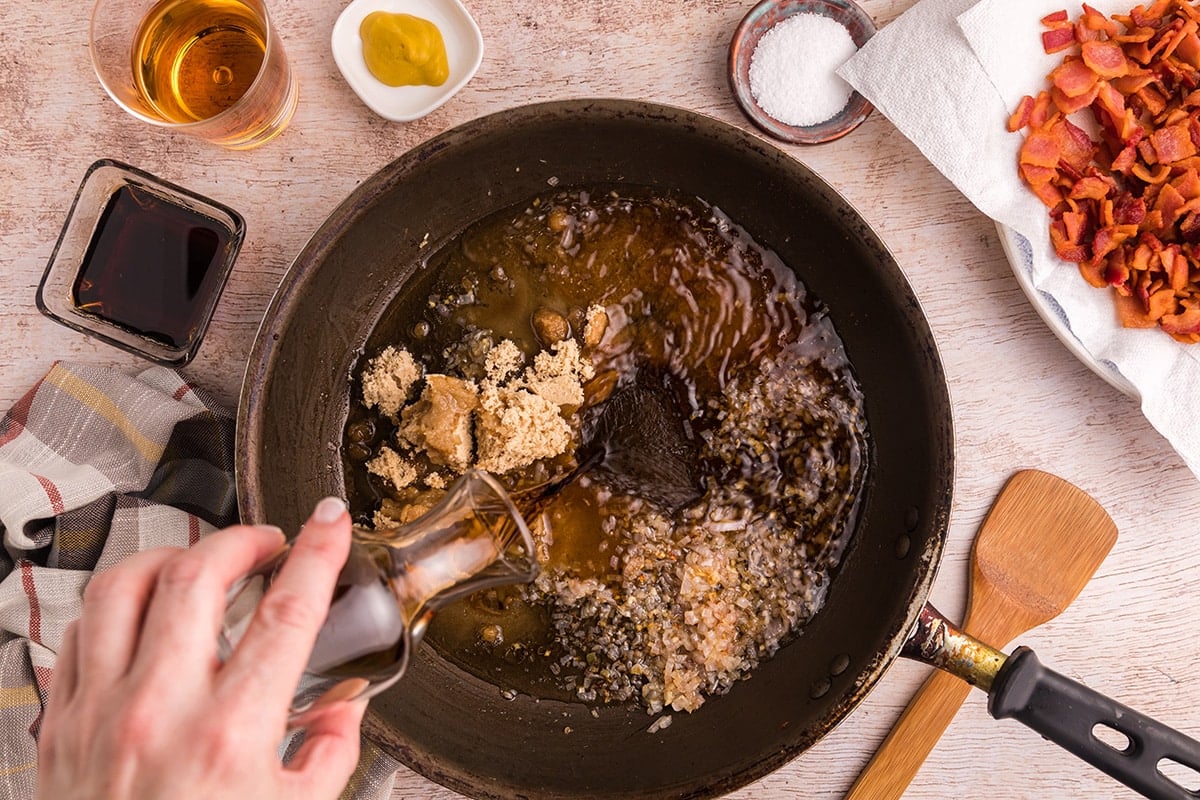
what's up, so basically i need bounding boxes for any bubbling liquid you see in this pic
[344,188,869,712]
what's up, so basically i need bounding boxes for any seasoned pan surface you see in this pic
[236,100,953,799]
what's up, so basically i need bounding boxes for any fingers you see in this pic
[41,620,80,741]
[72,547,177,691]
[220,498,351,711]
[284,699,367,798]
[129,524,287,683]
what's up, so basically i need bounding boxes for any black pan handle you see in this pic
[989,646,1200,800]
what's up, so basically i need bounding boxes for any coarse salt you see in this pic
[748,12,859,127]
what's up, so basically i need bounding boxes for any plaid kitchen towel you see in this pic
[0,361,400,800]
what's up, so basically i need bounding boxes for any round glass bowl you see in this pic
[728,0,876,144]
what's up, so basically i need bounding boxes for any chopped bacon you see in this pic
[1114,26,1156,44]
[1020,130,1061,168]
[1020,163,1059,186]
[1070,174,1115,199]
[1082,4,1120,35]
[1035,182,1067,207]
[1029,90,1057,128]
[1114,292,1159,326]
[1136,84,1170,116]
[1155,182,1187,226]
[1113,191,1146,223]
[1148,287,1178,319]
[1128,1,1173,29]
[1091,223,1139,260]
[1008,95,1035,132]
[1095,80,1127,120]
[1053,82,1101,113]
[1182,210,1200,241]
[1132,161,1172,183]
[1055,118,1097,171]
[1151,122,1198,162]
[1173,167,1200,199]
[1162,307,1200,334]
[1082,39,1130,77]
[1051,217,1090,261]
[1063,209,1092,243]
[1080,257,1110,287]
[1044,26,1078,53]
[1111,73,1154,94]
[1176,30,1200,67]
[1076,20,1105,43]
[1053,58,1100,97]
[1167,245,1192,289]
[1013,1,1200,341]
[1105,255,1132,285]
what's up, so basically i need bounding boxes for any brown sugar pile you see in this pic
[357,333,595,527]
[401,375,478,472]
[359,346,421,419]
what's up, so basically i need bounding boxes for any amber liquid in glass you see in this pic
[132,0,267,123]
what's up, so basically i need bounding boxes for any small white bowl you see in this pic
[331,0,484,122]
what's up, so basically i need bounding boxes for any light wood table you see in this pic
[3,1,1198,798]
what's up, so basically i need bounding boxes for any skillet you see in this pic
[236,99,954,798]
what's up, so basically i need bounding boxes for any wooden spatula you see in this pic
[844,469,1118,800]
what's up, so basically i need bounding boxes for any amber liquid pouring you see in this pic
[133,0,266,123]
[308,507,526,683]
[309,541,409,682]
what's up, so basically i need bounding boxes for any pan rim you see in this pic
[235,97,955,799]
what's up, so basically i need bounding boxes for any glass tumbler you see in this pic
[220,469,538,712]
[89,0,298,149]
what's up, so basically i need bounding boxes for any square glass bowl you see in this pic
[37,160,245,366]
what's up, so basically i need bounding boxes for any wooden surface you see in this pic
[3,1,1200,798]
[845,469,1119,800]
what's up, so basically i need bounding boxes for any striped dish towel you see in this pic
[0,362,400,800]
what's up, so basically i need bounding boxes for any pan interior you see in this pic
[236,100,953,800]
[343,184,870,715]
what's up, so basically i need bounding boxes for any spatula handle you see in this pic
[844,669,973,800]
[990,647,1200,800]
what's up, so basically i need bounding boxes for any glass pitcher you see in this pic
[220,469,537,712]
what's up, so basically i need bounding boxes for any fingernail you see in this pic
[312,497,347,524]
[252,524,285,539]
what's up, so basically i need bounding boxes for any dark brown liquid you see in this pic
[72,184,231,348]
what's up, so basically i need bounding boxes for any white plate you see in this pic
[331,0,484,122]
[995,222,1139,399]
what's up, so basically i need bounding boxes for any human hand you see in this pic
[37,497,365,800]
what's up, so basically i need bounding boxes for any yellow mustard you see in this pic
[359,11,450,87]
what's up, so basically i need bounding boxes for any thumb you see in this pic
[285,699,368,798]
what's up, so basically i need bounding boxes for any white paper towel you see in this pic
[838,0,1200,479]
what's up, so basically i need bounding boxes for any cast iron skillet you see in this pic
[236,100,955,798]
